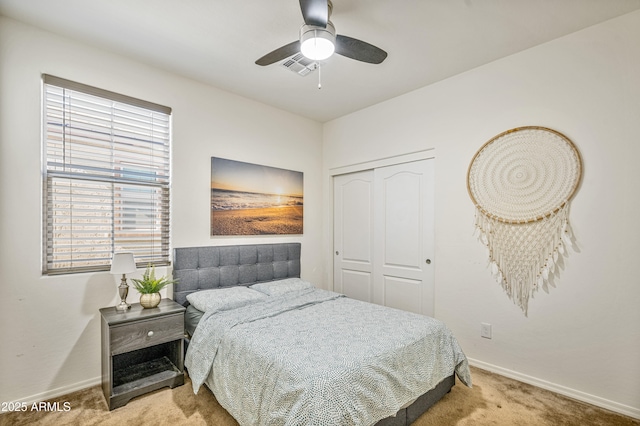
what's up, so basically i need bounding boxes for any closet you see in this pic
[333,158,434,316]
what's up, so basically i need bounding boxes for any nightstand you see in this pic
[100,298,185,410]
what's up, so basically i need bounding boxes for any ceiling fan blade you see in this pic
[255,41,301,66]
[335,35,387,64]
[299,0,328,27]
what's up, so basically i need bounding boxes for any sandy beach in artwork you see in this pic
[211,205,303,235]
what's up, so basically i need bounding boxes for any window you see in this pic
[43,75,171,274]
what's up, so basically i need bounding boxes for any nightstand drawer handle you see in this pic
[147,331,154,337]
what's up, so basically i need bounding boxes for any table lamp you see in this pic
[110,252,137,311]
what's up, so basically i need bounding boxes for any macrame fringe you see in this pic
[474,205,573,316]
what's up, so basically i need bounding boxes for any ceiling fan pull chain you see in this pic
[318,62,322,89]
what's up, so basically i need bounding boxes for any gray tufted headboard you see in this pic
[172,243,301,306]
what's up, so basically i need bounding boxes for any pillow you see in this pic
[186,286,267,313]
[251,278,314,296]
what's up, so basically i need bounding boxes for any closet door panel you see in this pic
[374,159,434,316]
[333,171,374,303]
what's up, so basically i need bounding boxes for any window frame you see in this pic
[42,75,172,275]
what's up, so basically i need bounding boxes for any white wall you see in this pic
[2,8,639,418]
[0,16,323,403]
[323,10,640,418]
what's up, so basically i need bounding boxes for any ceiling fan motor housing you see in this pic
[300,21,336,60]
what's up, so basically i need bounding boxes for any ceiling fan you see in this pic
[255,0,387,66]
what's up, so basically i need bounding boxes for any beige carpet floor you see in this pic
[1,366,638,426]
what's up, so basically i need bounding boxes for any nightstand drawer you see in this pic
[110,314,183,355]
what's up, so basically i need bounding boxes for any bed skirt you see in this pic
[376,375,455,426]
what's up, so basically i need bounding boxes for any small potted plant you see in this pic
[130,264,178,308]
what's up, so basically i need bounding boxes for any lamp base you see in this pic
[116,275,131,311]
[115,301,131,311]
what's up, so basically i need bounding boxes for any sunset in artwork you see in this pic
[211,157,303,235]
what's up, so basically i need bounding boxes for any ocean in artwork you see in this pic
[211,188,303,211]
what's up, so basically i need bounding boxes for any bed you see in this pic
[173,243,471,426]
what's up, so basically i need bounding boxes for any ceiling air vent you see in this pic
[281,53,317,76]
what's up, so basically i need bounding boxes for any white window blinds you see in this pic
[43,75,171,274]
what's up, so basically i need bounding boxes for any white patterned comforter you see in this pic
[185,288,471,426]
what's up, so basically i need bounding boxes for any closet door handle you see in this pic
[425,259,431,264]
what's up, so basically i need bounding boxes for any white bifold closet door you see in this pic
[333,159,435,316]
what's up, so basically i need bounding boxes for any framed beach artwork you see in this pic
[211,157,304,235]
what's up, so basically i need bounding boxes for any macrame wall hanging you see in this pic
[467,126,582,316]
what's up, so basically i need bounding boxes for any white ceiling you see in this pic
[1,0,639,122]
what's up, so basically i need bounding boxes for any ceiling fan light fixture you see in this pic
[300,23,336,61]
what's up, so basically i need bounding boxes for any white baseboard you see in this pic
[13,376,101,405]
[468,358,640,420]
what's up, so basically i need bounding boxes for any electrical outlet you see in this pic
[481,323,492,339]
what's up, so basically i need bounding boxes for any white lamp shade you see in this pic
[110,252,137,275]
